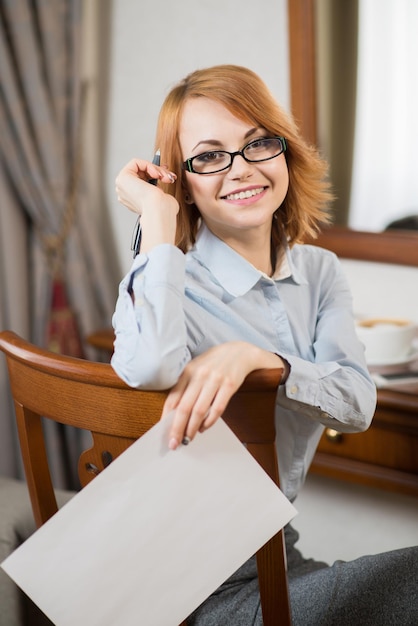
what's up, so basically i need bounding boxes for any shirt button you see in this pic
[135,298,144,307]
[290,385,298,394]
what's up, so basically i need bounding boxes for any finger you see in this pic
[167,386,203,449]
[161,168,177,184]
[183,393,214,438]
[137,162,162,182]
[167,376,220,449]
[118,158,151,181]
[129,160,177,185]
[174,379,221,442]
[162,377,188,418]
[198,383,237,432]
[163,378,194,450]
[160,165,177,183]
[116,159,162,184]
[167,408,192,451]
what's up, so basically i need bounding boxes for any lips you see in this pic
[223,186,266,201]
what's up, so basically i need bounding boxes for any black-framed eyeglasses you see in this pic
[182,136,287,175]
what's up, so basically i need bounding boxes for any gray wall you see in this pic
[103,0,290,274]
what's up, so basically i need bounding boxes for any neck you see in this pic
[225,234,274,275]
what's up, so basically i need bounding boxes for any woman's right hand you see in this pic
[115,158,179,252]
[163,342,285,450]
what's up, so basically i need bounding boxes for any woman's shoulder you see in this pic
[291,241,339,264]
[288,242,343,282]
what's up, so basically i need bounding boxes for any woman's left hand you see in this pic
[162,341,284,449]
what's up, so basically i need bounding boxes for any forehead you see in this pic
[179,97,254,153]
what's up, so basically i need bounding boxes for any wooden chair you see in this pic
[0,330,291,626]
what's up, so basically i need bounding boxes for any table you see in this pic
[311,385,418,497]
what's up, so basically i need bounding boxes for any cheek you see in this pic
[282,166,290,191]
[275,160,289,194]
[278,154,289,178]
[262,155,289,187]
[185,177,215,207]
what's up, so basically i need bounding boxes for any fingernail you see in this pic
[182,436,191,446]
[169,437,178,450]
[168,172,177,182]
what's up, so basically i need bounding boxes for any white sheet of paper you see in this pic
[2,414,297,626]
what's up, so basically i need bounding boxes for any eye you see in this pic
[194,151,227,164]
[245,138,272,153]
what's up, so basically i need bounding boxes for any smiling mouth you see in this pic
[223,187,266,201]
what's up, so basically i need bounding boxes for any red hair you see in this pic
[155,65,332,252]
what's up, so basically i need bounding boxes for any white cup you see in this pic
[355,317,417,364]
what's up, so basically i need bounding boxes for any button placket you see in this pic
[261,279,296,355]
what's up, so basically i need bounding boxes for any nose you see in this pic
[227,152,253,179]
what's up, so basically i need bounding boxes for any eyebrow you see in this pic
[191,127,262,152]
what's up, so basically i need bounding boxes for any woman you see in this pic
[112,65,417,625]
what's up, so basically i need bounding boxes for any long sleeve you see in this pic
[277,330,377,434]
[275,246,377,433]
[111,244,190,389]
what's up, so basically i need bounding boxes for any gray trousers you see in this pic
[188,525,418,625]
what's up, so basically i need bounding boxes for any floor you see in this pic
[290,473,418,564]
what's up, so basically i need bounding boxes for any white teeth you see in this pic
[225,187,264,201]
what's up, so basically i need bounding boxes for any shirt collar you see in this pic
[192,224,306,297]
[278,246,308,285]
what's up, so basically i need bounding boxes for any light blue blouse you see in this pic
[111,224,376,500]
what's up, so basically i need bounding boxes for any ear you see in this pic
[184,190,194,205]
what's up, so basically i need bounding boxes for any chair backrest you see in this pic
[306,226,418,321]
[0,330,290,626]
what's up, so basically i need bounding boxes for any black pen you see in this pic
[131,149,161,258]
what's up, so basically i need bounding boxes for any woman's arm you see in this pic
[111,159,189,388]
[274,249,377,433]
[111,244,191,389]
[114,157,178,254]
[163,342,287,449]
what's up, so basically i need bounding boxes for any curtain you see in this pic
[349,0,418,231]
[0,0,117,488]
[0,166,28,479]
